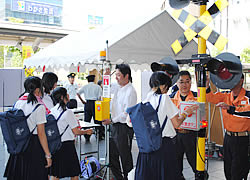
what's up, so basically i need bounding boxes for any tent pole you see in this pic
[105,40,110,180]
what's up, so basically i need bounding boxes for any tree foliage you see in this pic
[0,46,4,68]
[0,46,22,68]
[210,47,222,57]
[11,50,23,67]
[241,47,250,63]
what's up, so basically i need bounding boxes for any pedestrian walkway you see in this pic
[0,131,248,180]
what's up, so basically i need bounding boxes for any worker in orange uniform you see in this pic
[206,74,249,180]
[217,102,250,118]
[170,71,198,180]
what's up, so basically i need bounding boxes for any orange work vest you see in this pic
[171,90,197,130]
[206,88,250,132]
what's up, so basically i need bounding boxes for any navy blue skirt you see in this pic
[4,135,48,180]
[49,140,80,178]
[135,137,177,180]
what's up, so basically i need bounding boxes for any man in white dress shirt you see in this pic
[64,73,78,109]
[103,64,137,180]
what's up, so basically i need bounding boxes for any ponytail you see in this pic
[59,99,67,111]
[27,93,38,104]
[129,77,133,83]
[155,87,162,95]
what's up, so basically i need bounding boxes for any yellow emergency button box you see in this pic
[95,100,110,121]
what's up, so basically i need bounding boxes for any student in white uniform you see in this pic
[41,72,58,111]
[134,72,198,180]
[49,87,93,180]
[4,76,52,180]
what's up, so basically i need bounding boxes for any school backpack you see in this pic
[0,104,41,154]
[45,110,68,154]
[80,156,101,179]
[126,95,168,153]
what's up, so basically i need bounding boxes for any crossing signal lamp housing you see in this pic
[169,0,190,9]
[207,52,242,89]
[151,56,180,85]
[169,0,208,9]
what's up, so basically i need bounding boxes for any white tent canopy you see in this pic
[24,11,198,72]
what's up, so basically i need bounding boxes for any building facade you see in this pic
[0,0,63,26]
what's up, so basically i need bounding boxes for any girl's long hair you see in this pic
[149,71,172,94]
[42,72,58,94]
[23,76,43,104]
[51,87,68,111]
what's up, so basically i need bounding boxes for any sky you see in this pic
[61,0,250,56]
[62,0,164,31]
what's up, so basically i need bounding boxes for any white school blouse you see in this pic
[144,91,179,138]
[50,104,78,142]
[14,96,46,135]
[42,93,54,110]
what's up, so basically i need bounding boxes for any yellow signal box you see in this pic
[95,100,110,121]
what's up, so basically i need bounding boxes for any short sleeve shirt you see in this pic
[64,83,78,99]
[14,96,46,134]
[42,93,54,110]
[77,82,102,100]
[145,91,179,137]
[50,104,79,142]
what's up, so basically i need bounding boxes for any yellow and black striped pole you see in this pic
[169,1,229,178]
[196,2,208,179]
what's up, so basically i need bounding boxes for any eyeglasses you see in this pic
[178,81,191,85]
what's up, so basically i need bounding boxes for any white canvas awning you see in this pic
[24,10,198,72]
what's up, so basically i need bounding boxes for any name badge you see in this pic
[241,101,246,105]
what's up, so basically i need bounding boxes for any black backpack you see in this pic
[0,104,41,154]
[45,110,69,154]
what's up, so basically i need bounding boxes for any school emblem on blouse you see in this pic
[16,127,24,136]
[47,129,55,137]
[150,120,158,129]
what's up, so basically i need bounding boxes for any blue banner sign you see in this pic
[11,0,61,17]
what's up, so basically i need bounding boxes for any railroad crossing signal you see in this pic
[171,0,229,54]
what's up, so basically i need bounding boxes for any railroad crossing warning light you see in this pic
[151,56,180,85]
[169,0,190,9]
[207,52,242,89]
[100,50,106,61]
[201,120,208,128]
